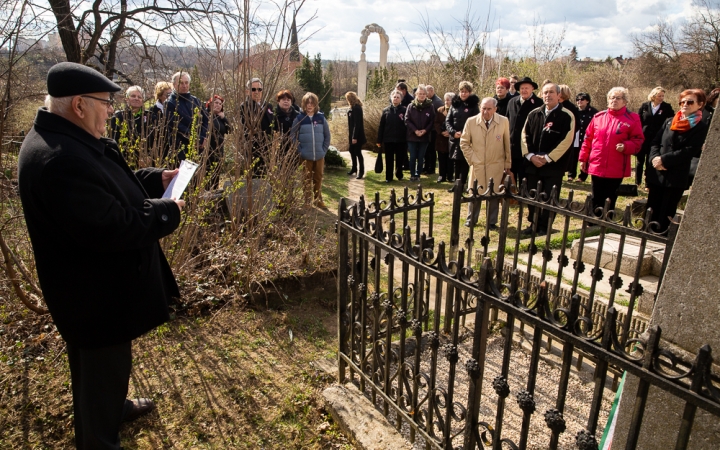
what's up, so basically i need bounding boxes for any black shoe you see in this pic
[447,187,454,193]
[437,176,445,183]
[385,179,392,183]
[537,228,547,236]
[356,172,364,180]
[122,398,155,423]
[464,220,472,227]
[521,226,534,236]
[347,169,357,175]
[488,224,498,231]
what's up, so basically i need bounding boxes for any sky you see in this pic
[285,0,697,62]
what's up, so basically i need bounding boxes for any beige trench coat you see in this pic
[459,113,512,193]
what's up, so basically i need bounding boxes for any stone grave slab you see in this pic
[570,234,666,277]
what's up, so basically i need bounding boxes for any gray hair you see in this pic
[416,84,427,94]
[481,97,498,107]
[171,71,191,84]
[246,77,263,89]
[390,89,402,101]
[45,95,74,115]
[125,85,144,98]
[426,85,435,92]
[608,86,629,102]
[542,83,560,95]
[444,92,455,101]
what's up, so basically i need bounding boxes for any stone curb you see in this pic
[322,383,411,450]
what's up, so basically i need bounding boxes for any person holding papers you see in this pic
[17,62,185,449]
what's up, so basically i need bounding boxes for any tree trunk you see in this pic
[48,0,82,63]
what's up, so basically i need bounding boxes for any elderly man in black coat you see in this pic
[507,77,544,184]
[18,62,185,449]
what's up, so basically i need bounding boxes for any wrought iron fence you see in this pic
[336,178,720,449]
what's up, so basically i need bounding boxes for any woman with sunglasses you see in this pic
[646,89,708,232]
[579,87,644,215]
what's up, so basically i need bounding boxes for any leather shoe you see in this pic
[488,224,498,231]
[520,226,534,236]
[464,220,471,227]
[122,398,155,423]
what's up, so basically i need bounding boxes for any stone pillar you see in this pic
[357,53,367,101]
[611,117,720,448]
[379,36,388,69]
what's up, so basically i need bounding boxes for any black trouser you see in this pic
[451,142,469,187]
[525,172,563,232]
[635,147,649,185]
[511,156,526,188]
[423,133,437,173]
[646,184,685,232]
[437,151,454,181]
[590,176,623,215]
[349,143,364,174]
[67,341,133,450]
[383,142,406,181]
[567,146,580,178]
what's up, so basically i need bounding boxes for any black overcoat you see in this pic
[647,119,708,189]
[18,108,181,349]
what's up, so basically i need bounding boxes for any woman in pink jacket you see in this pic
[579,87,644,215]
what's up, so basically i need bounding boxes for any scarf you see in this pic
[670,109,702,132]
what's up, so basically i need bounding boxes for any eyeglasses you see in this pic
[81,95,115,107]
[679,99,696,106]
[251,87,263,92]
[609,96,624,101]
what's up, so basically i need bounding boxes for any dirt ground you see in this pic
[0,283,356,449]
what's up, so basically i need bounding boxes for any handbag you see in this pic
[374,153,384,173]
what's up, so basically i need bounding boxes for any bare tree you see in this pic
[37,0,233,82]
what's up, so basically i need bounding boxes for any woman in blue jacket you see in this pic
[292,92,331,208]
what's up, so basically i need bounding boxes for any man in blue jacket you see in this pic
[165,70,208,162]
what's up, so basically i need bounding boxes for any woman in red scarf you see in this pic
[647,89,709,232]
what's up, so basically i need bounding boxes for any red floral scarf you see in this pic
[670,109,702,132]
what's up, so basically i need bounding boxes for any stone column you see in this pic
[357,53,367,101]
[611,117,720,448]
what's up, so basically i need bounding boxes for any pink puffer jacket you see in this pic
[578,107,644,178]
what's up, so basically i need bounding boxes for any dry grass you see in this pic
[0,283,354,449]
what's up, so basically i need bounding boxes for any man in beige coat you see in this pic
[459,97,512,228]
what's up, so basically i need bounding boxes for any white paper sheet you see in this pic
[162,160,198,199]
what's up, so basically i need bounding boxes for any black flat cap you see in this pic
[47,62,121,97]
[515,77,538,90]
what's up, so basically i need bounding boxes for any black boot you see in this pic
[356,159,365,179]
[347,167,356,175]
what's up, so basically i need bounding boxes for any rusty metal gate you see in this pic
[336,178,720,449]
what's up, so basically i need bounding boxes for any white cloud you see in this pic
[282,0,694,62]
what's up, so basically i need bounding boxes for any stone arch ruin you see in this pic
[358,24,389,100]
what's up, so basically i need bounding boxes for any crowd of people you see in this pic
[106,70,710,233]
[372,77,709,235]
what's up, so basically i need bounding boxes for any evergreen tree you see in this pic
[296,53,333,114]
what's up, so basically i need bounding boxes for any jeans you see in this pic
[407,141,429,177]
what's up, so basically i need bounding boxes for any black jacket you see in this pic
[507,93,544,160]
[647,119,708,189]
[446,94,480,144]
[110,108,155,166]
[401,92,414,107]
[578,105,599,148]
[270,105,299,136]
[18,109,181,349]
[377,104,407,144]
[638,101,675,153]
[521,104,575,176]
[347,104,367,145]
[206,111,231,155]
[494,95,512,117]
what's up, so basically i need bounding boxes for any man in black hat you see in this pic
[507,76,544,184]
[18,62,185,449]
